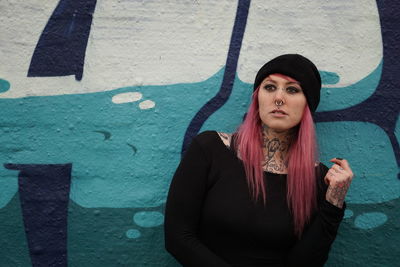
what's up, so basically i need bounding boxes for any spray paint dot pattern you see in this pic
[126,229,141,239]
[354,212,388,230]
[133,211,164,228]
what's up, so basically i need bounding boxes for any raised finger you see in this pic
[330,158,351,172]
[338,158,351,171]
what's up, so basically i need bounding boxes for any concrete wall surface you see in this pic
[0,0,399,266]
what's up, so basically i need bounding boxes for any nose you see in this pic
[274,88,285,104]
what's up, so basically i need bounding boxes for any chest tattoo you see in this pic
[217,132,232,148]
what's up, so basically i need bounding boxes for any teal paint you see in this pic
[0,79,10,93]
[1,190,398,266]
[0,194,31,267]
[133,211,164,228]
[317,61,382,112]
[396,115,400,147]
[0,168,18,209]
[320,71,340,85]
[0,66,398,266]
[126,229,141,239]
[316,121,399,203]
[2,65,389,244]
[67,198,169,266]
[1,1,399,266]
[344,209,353,219]
[200,74,252,133]
[0,68,223,209]
[354,212,388,230]
[327,197,400,267]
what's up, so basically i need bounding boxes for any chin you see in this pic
[265,124,290,132]
[263,121,298,132]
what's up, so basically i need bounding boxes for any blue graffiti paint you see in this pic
[318,62,382,112]
[200,76,252,133]
[93,130,112,141]
[201,73,399,203]
[320,71,340,85]
[317,121,399,203]
[0,79,10,93]
[4,163,71,267]
[182,0,251,155]
[0,69,223,209]
[315,1,400,176]
[28,0,97,81]
[396,116,400,149]
[354,212,388,230]
[126,229,141,239]
[133,211,164,228]
[344,209,353,219]
[0,4,397,212]
[201,78,399,205]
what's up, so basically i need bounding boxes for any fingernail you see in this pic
[336,157,343,160]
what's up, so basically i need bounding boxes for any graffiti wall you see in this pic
[0,0,399,266]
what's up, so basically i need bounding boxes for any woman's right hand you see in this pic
[324,158,354,208]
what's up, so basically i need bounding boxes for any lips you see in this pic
[271,109,288,115]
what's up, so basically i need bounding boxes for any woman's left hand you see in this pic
[324,158,354,208]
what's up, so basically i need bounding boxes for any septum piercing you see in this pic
[275,100,283,106]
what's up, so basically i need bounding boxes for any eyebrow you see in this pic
[264,78,301,85]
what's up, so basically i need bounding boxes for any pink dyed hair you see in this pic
[235,77,318,237]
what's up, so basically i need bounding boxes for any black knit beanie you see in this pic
[253,54,321,112]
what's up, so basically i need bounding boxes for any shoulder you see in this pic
[194,131,232,147]
[193,131,218,144]
[216,132,232,147]
[189,131,219,152]
[316,162,329,175]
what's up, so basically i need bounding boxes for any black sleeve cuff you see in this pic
[320,200,346,222]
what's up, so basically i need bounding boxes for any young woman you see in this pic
[164,54,353,267]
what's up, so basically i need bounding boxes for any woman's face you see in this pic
[258,74,307,132]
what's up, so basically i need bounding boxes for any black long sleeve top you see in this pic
[165,131,345,267]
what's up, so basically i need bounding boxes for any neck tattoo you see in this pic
[261,124,293,173]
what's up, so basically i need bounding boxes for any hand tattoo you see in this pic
[326,180,350,208]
